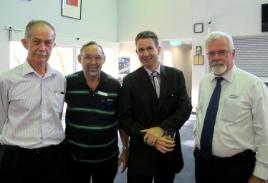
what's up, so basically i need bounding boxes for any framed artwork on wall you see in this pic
[193,55,204,65]
[193,23,204,33]
[118,57,130,74]
[193,45,204,65]
[61,0,82,20]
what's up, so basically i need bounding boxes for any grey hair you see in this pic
[24,20,56,40]
[205,31,234,50]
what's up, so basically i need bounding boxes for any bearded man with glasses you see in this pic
[194,31,268,183]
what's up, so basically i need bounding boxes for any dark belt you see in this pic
[195,147,255,161]
[1,143,64,154]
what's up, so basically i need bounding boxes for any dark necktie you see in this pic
[200,77,224,159]
[151,72,160,98]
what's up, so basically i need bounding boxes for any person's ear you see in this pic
[157,46,161,55]
[21,38,28,50]
[232,49,236,57]
[78,55,82,64]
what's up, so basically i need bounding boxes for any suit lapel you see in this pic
[137,67,158,99]
[159,65,168,99]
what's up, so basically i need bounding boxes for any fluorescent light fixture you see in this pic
[169,40,182,46]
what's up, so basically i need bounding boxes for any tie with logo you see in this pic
[151,72,160,98]
[200,77,224,159]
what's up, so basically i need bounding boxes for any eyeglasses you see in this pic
[81,55,104,62]
[206,50,230,57]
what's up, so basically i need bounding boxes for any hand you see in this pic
[118,148,128,173]
[248,175,267,183]
[141,127,164,146]
[153,136,175,154]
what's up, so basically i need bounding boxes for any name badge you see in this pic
[229,94,238,99]
[97,91,108,96]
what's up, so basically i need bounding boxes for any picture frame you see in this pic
[193,23,204,33]
[193,55,204,65]
[118,57,130,74]
[61,0,82,20]
[195,45,202,55]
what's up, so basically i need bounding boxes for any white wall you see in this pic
[117,0,193,42]
[118,0,268,41]
[0,28,9,71]
[118,0,268,110]
[0,0,118,73]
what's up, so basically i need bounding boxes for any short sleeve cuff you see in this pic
[253,163,268,180]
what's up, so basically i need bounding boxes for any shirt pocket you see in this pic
[52,91,65,112]
[221,96,242,123]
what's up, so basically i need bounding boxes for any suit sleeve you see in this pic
[159,71,192,131]
[118,76,144,140]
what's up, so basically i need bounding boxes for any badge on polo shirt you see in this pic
[97,91,108,96]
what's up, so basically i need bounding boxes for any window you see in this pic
[233,35,268,78]
[9,41,75,75]
[9,41,120,78]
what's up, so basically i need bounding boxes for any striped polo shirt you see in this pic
[65,71,121,163]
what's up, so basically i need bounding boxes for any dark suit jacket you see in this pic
[118,65,192,175]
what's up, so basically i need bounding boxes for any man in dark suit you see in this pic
[118,30,192,183]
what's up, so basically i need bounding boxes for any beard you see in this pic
[85,67,100,77]
[86,70,100,77]
[210,61,227,76]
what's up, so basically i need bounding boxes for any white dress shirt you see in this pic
[194,65,268,180]
[0,61,66,148]
[143,64,161,77]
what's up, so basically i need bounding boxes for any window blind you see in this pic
[233,35,268,77]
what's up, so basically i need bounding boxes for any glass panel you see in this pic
[9,42,120,78]
[9,41,27,68]
[9,41,74,76]
[50,47,74,75]
[102,48,119,78]
[163,50,173,67]
[75,48,82,72]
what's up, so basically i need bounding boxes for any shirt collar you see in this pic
[144,64,161,76]
[210,65,236,83]
[22,60,56,78]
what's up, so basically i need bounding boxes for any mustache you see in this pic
[211,61,225,66]
[35,51,47,56]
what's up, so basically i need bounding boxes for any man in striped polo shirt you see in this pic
[65,41,128,183]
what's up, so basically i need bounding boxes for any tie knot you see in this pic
[151,71,158,77]
[216,77,224,83]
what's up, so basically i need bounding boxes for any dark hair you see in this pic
[25,20,56,40]
[135,30,159,46]
[80,41,105,57]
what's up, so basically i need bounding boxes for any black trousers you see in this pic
[0,143,66,183]
[66,153,118,183]
[127,170,175,183]
[127,155,176,183]
[194,148,255,183]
